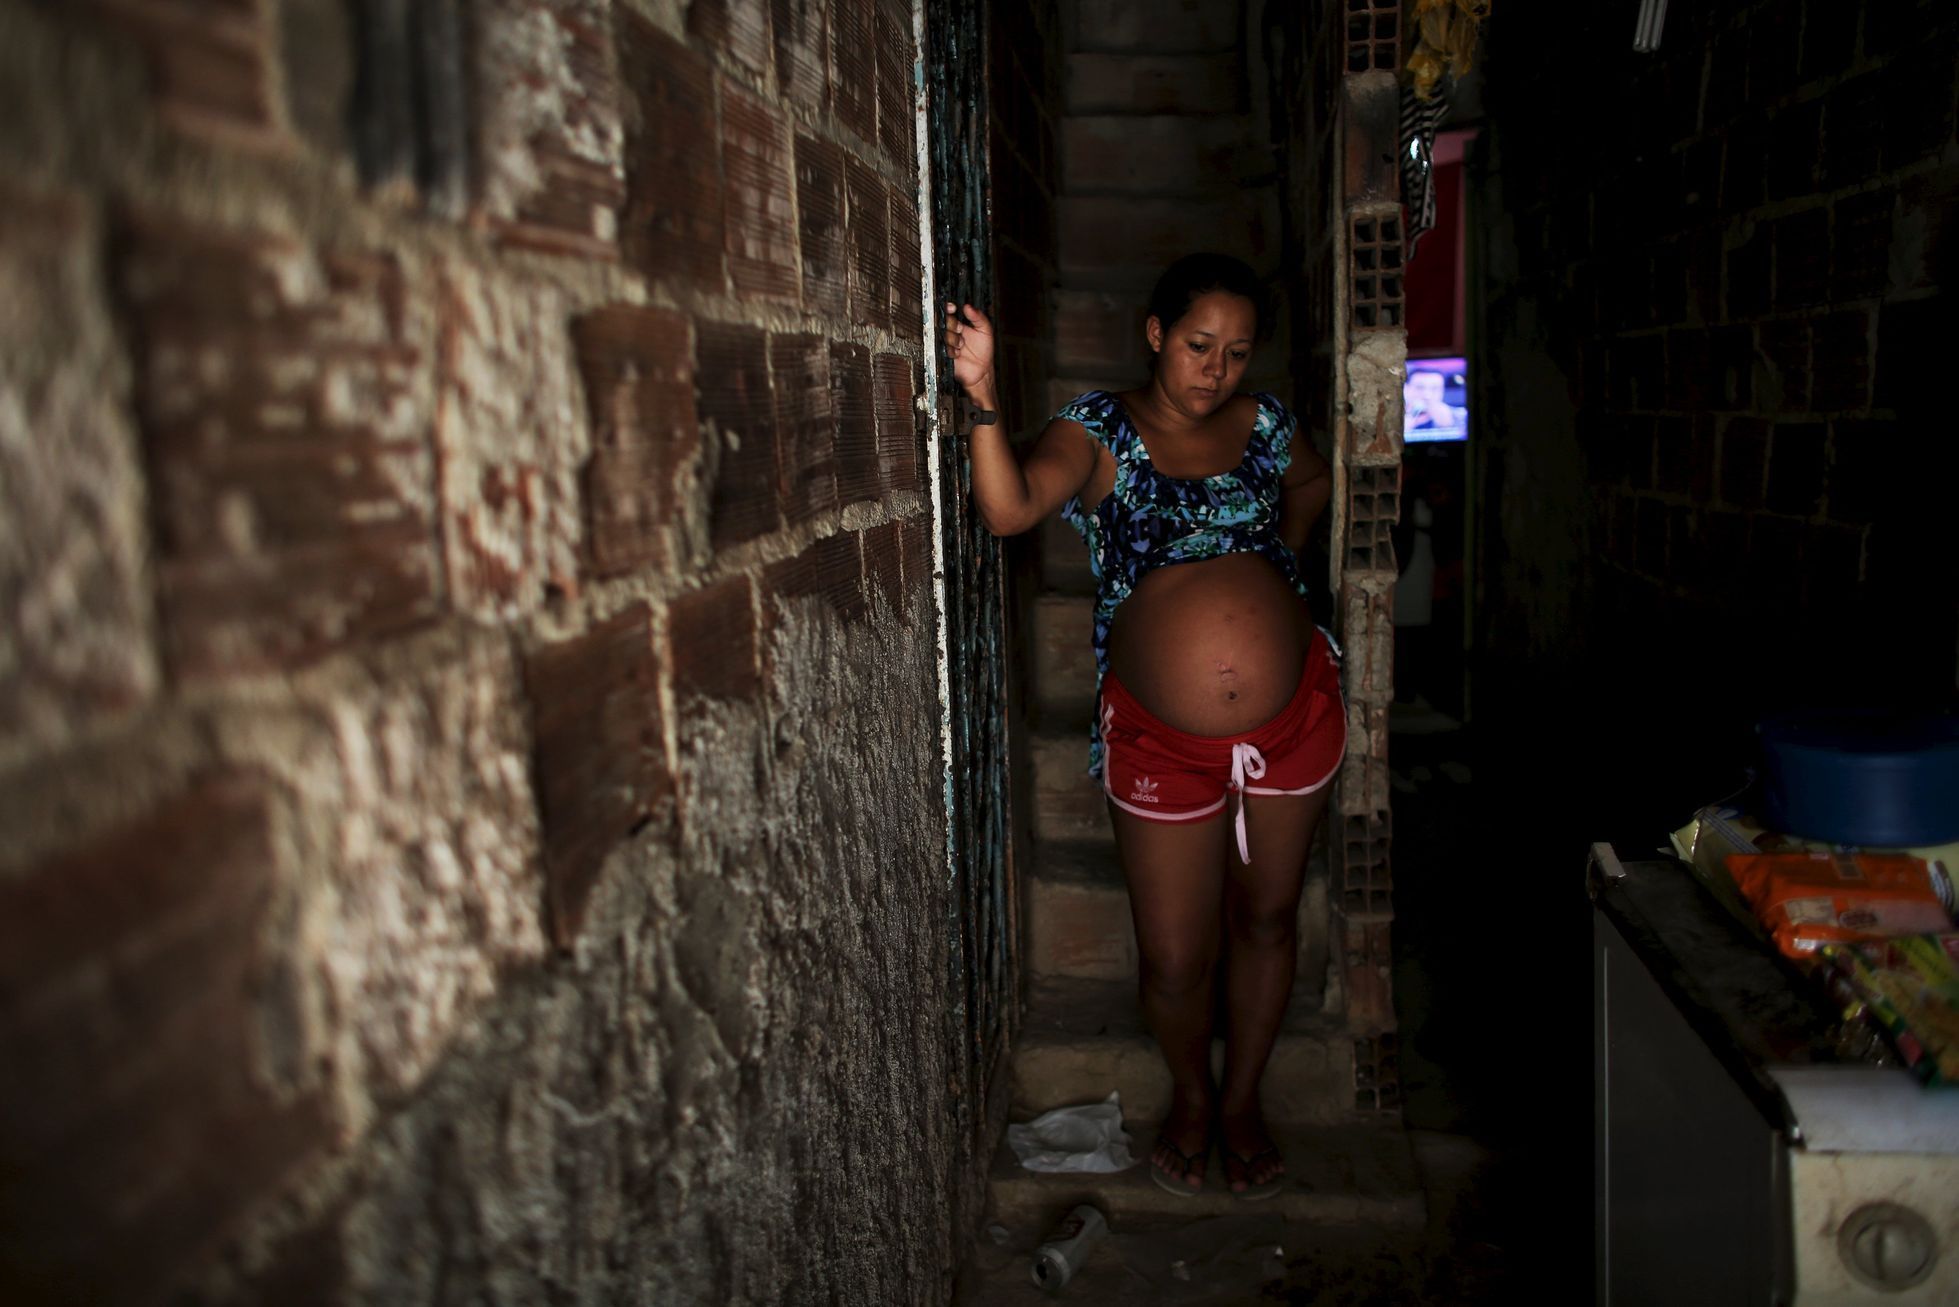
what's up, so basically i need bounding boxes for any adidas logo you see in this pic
[1130,775,1160,803]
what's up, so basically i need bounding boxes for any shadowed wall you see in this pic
[0,1,999,1301]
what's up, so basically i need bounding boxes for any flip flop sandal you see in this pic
[1221,1145,1285,1201]
[1148,1138,1207,1197]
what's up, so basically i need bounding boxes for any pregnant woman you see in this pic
[944,254,1343,1198]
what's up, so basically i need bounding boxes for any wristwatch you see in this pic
[970,408,997,426]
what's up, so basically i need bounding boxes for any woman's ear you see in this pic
[1145,314,1163,353]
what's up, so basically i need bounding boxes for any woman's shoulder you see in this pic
[1053,391,1127,446]
[1241,392,1298,474]
[1247,391,1298,442]
[1054,389,1119,423]
[1248,390,1296,425]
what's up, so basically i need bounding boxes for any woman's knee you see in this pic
[1138,944,1217,997]
[1225,896,1297,949]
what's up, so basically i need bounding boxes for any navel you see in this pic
[1216,660,1240,699]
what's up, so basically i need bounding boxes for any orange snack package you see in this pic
[1726,851,1955,959]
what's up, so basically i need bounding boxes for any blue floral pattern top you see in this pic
[1058,390,1311,777]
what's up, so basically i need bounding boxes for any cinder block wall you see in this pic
[1473,0,1959,773]
[0,1,969,1302]
[1262,0,1405,1112]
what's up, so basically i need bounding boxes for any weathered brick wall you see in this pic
[1474,0,1959,756]
[0,1,965,1303]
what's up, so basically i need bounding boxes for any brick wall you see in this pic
[1474,0,1959,794]
[0,1,967,1302]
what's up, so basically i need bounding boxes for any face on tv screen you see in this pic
[1403,357,1467,443]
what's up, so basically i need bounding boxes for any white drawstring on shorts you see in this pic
[1228,742,1266,864]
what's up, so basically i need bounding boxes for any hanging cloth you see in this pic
[1399,82,1449,259]
[1401,0,1492,258]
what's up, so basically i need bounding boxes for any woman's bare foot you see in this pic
[1150,1093,1212,1193]
[1217,1106,1285,1196]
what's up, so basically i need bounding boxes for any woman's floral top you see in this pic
[1057,390,1311,777]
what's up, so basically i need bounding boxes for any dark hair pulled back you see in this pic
[1146,253,1267,341]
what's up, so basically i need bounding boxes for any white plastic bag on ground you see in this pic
[1006,1092,1136,1173]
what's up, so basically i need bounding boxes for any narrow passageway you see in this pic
[958,0,1488,1299]
[970,0,1959,1299]
[3,0,1952,1302]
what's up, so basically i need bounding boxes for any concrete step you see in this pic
[1058,194,1280,290]
[1054,289,1145,375]
[958,1200,1434,1305]
[1066,52,1244,116]
[1040,514,1094,595]
[1053,294,1298,398]
[1027,841,1134,981]
[987,1117,1424,1231]
[1026,841,1333,1002]
[1034,729,1107,845]
[1046,373,1132,418]
[1070,0,1241,56]
[1031,592,1095,723]
[1062,115,1268,197]
[1010,978,1351,1126]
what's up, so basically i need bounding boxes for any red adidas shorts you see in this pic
[1100,633,1346,862]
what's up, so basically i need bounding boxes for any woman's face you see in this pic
[1146,289,1257,418]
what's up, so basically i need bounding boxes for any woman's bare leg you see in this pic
[1217,786,1332,1191]
[1109,805,1229,1190]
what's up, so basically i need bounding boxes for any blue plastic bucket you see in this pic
[1756,709,1959,847]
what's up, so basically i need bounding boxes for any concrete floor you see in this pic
[958,1127,1505,1304]
[959,713,1604,1303]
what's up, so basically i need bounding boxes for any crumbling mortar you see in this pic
[562,488,931,642]
[4,0,964,1297]
[474,0,626,228]
[200,621,549,1137]
[0,702,213,878]
[0,5,162,190]
[0,178,161,773]
[1,5,941,637]
[615,0,688,35]
[0,46,649,339]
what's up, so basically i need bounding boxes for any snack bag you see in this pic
[1727,851,1955,959]
[1820,934,1959,1084]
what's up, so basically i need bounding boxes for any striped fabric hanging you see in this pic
[1399,81,1449,259]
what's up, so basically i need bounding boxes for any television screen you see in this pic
[1403,356,1467,443]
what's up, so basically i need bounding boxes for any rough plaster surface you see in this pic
[119,218,445,677]
[473,0,627,242]
[0,3,965,1301]
[1345,329,1407,468]
[437,266,589,619]
[196,591,953,1305]
[0,185,158,762]
[212,625,548,1134]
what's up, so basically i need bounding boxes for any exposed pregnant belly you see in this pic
[1107,552,1312,737]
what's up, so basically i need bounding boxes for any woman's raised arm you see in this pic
[944,302,1096,537]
